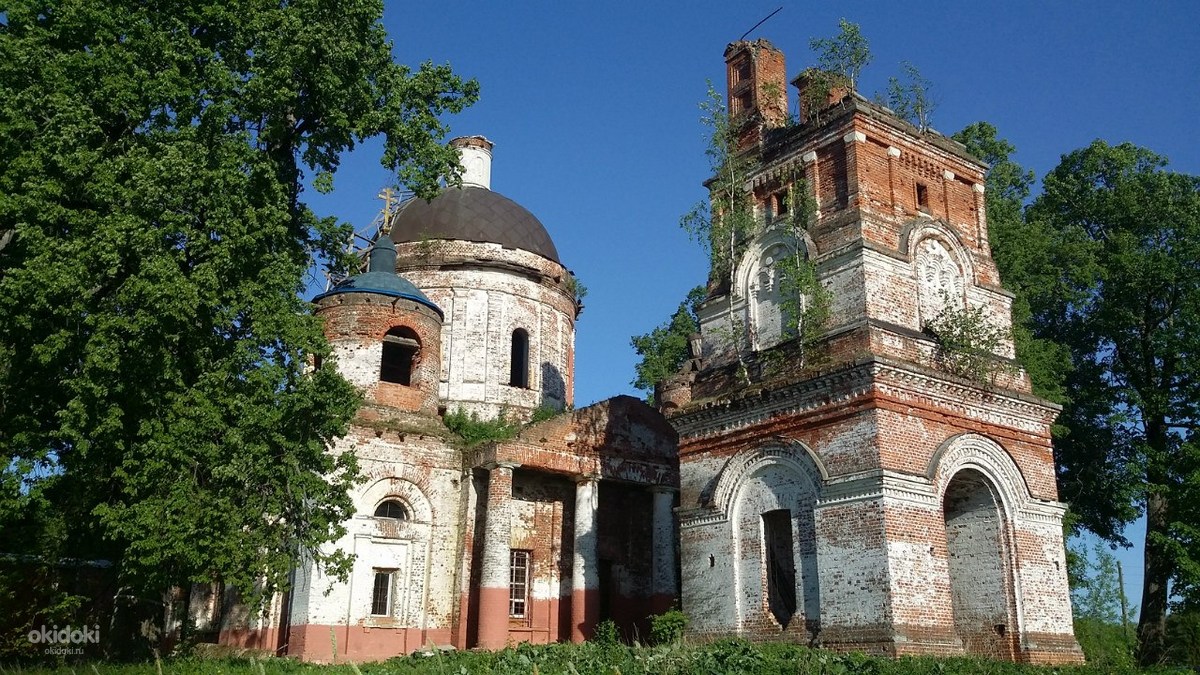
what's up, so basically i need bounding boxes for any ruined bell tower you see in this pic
[662,39,1083,664]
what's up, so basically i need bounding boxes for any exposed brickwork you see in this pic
[394,239,577,419]
[674,38,1082,665]
[316,293,443,414]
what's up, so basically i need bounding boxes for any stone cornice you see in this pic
[676,506,729,530]
[674,356,1059,440]
[673,359,877,439]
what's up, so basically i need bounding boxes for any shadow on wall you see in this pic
[541,362,565,409]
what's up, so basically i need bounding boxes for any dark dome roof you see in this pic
[389,186,559,263]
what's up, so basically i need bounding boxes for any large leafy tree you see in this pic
[0,0,477,642]
[952,122,1074,404]
[1023,141,1200,665]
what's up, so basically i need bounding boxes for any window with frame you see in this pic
[373,499,409,520]
[509,550,531,618]
[371,569,395,616]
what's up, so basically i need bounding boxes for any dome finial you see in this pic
[368,237,398,273]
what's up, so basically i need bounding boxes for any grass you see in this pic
[4,639,1194,675]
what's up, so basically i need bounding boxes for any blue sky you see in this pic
[305,1,1200,614]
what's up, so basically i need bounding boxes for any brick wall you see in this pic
[316,293,443,414]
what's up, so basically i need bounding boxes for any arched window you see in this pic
[373,499,409,520]
[509,328,529,388]
[380,327,420,385]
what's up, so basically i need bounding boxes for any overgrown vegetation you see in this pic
[12,640,1198,674]
[775,176,832,366]
[810,18,872,89]
[649,608,688,645]
[565,274,588,309]
[443,404,563,446]
[922,297,1013,384]
[887,61,937,131]
[442,408,519,446]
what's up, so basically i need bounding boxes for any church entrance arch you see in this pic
[942,468,1016,659]
[727,450,820,634]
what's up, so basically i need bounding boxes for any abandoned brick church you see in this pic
[196,39,1083,664]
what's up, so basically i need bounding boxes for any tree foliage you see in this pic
[0,0,477,643]
[1022,141,1200,665]
[809,18,872,90]
[887,61,936,132]
[630,286,706,398]
[681,85,757,290]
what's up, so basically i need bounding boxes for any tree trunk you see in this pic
[1136,480,1171,665]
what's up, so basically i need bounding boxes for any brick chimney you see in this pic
[724,39,788,139]
[450,135,493,189]
[792,68,852,123]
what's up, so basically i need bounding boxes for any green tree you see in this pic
[1071,539,1136,669]
[887,61,936,132]
[0,0,477,645]
[1024,140,1200,666]
[952,122,1073,403]
[810,18,872,90]
[630,286,706,399]
[681,84,757,369]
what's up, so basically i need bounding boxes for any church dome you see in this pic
[313,238,443,318]
[388,185,560,264]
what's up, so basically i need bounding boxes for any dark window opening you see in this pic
[763,509,797,626]
[916,182,930,212]
[509,550,530,618]
[374,499,409,520]
[380,326,420,385]
[371,570,394,616]
[735,91,753,114]
[509,328,530,388]
[775,190,789,216]
[733,59,751,85]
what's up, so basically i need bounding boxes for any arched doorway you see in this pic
[731,460,819,634]
[943,468,1015,659]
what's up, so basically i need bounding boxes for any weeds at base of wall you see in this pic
[10,639,1193,675]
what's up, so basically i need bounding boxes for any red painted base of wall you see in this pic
[477,585,511,649]
[279,624,452,663]
[570,588,600,642]
[648,593,675,617]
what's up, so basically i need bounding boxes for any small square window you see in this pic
[775,190,789,216]
[371,569,395,616]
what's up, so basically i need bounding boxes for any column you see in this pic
[477,461,518,649]
[973,182,988,253]
[802,151,819,218]
[570,475,599,642]
[650,486,678,614]
[887,146,901,215]
[942,169,956,223]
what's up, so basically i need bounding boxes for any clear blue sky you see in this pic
[307,1,1200,615]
